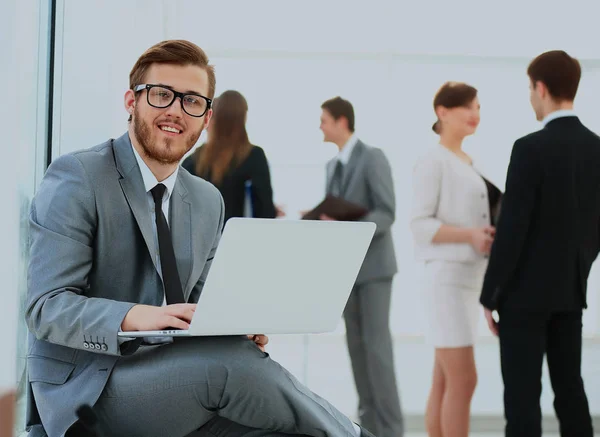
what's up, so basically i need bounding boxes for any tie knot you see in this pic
[151,183,167,205]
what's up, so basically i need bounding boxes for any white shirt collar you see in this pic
[542,109,577,127]
[337,134,359,165]
[130,139,179,200]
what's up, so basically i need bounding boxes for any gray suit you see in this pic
[326,140,403,437]
[25,133,359,437]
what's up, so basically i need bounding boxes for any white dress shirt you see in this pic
[542,109,577,127]
[336,134,359,165]
[131,142,179,305]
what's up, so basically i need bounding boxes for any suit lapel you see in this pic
[325,159,336,193]
[170,177,194,299]
[114,134,159,273]
[340,140,366,196]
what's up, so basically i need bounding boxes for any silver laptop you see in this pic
[119,218,375,337]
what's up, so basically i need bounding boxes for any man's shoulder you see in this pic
[48,138,118,178]
[73,137,115,158]
[512,129,549,155]
[516,121,600,152]
[517,125,550,142]
[55,137,117,166]
[179,166,222,203]
[356,139,383,154]
[356,140,390,165]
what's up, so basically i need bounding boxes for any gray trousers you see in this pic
[93,336,357,437]
[343,278,403,437]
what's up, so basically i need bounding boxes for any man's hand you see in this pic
[484,308,499,336]
[247,334,269,352]
[275,204,286,217]
[320,213,336,221]
[121,304,196,332]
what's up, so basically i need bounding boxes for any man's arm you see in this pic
[26,154,139,356]
[480,139,541,310]
[360,148,395,237]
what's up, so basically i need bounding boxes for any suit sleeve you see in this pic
[249,147,277,219]
[480,139,541,310]
[188,193,225,303]
[409,155,443,244]
[359,148,396,237]
[25,154,140,356]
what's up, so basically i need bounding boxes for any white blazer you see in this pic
[410,144,492,263]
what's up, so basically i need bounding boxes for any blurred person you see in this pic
[410,82,502,437]
[480,50,598,437]
[25,39,374,437]
[318,96,404,437]
[182,90,282,222]
[0,390,15,437]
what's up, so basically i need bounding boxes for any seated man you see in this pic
[25,39,373,437]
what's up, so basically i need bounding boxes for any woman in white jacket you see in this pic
[410,82,502,437]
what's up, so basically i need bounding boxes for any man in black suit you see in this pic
[480,50,599,437]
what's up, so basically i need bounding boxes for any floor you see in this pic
[19,432,600,437]
[409,431,599,436]
[17,430,598,436]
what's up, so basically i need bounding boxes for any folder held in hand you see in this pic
[302,195,368,221]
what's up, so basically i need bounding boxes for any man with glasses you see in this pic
[26,40,373,437]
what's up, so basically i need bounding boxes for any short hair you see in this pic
[321,97,355,132]
[129,39,216,99]
[527,50,581,102]
[432,82,478,133]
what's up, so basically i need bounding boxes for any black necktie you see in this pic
[151,184,185,304]
[328,160,344,197]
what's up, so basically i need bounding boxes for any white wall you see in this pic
[1,0,49,402]
[0,0,20,399]
[51,0,600,418]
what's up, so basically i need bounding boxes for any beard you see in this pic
[133,107,203,165]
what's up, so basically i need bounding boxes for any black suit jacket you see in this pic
[182,145,277,223]
[480,116,600,312]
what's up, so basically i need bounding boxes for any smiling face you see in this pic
[436,96,481,138]
[124,63,212,165]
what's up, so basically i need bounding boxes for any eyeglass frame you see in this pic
[133,83,212,117]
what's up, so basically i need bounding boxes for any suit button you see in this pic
[83,342,89,349]
[101,344,108,351]
[94,343,101,350]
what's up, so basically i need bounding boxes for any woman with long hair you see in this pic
[182,90,278,222]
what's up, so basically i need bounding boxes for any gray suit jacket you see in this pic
[326,139,397,284]
[25,133,224,437]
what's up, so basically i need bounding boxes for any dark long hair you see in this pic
[195,90,252,185]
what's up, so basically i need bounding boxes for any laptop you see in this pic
[118,218,375,338]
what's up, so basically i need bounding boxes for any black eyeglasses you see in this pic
[134,84,212,117]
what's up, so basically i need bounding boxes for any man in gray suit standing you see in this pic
[319,97,403,437]
[25,40,374,437]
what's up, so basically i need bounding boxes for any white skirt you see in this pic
[421,260,487,348]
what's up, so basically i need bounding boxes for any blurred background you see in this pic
[2,0,599,435]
